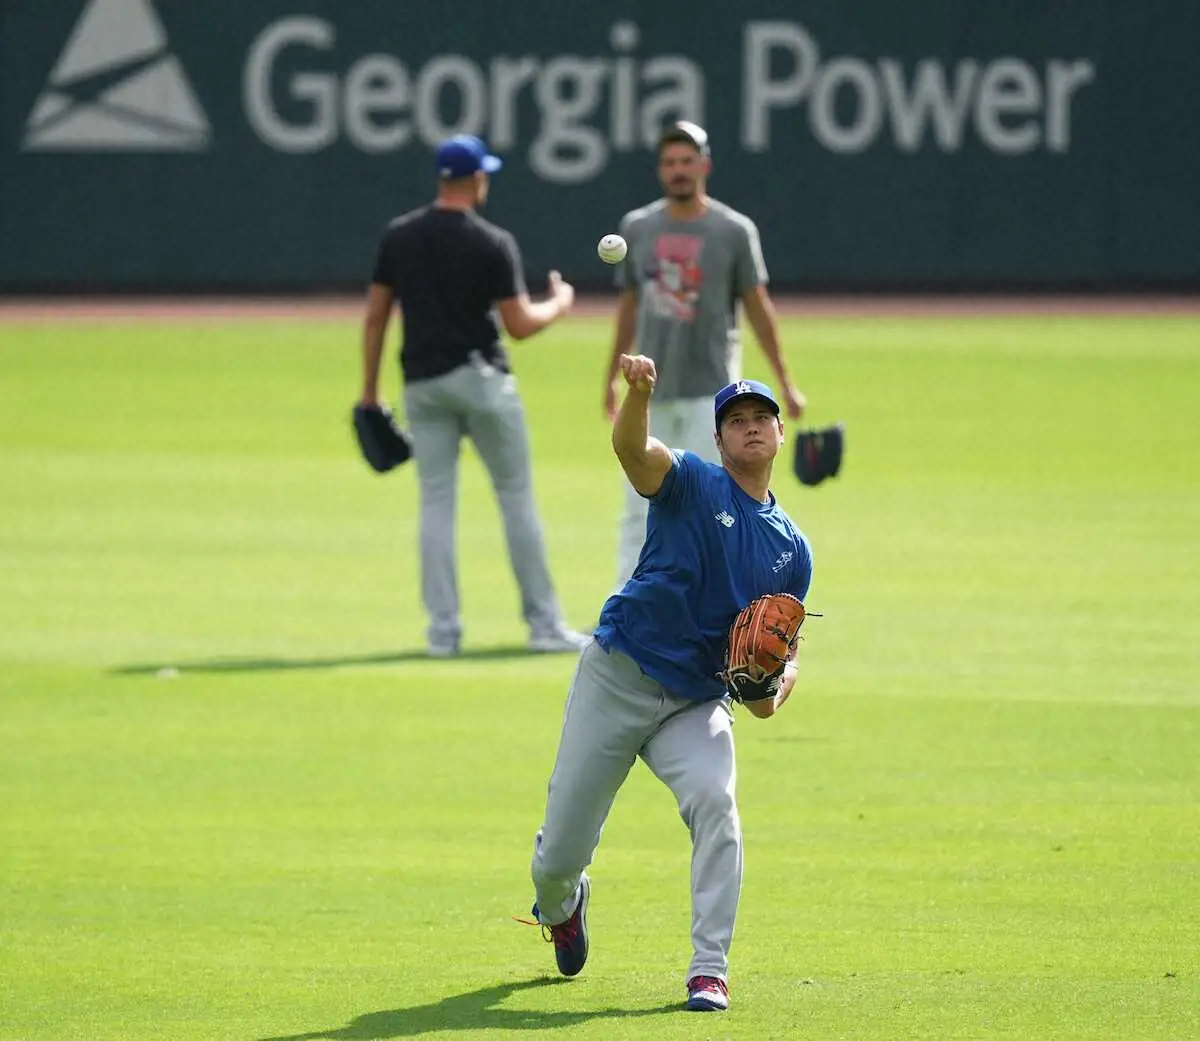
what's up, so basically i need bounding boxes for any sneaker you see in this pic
[528,626,589,654]
[427,643,459,658]
[685,975,729,1012]
[532,877,590,977]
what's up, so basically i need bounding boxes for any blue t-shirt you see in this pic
[595,450,813,700]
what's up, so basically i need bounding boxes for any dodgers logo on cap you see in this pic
[713,379,781,427]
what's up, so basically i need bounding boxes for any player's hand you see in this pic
[604,382,619,422]
[782,385,806,420]
[549,270,575,314]
[619,354,656,393]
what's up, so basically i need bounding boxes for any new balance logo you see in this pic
[714,510,736,529]
[23,0,210,152]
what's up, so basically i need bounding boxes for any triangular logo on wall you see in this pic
[23,0,210,151]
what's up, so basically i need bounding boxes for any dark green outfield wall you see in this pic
[2,0,1197,291]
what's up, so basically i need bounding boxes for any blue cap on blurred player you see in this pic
[714,379,780,428]
[435,134,502,179]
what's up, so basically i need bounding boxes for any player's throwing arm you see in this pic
[613,355,670,496]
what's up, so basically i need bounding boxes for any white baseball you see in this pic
[597,233,628,264]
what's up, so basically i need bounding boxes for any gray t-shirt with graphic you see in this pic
[615,198,768,401]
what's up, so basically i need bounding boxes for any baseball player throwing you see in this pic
[525,354,814,1013]
[604,121,806,590]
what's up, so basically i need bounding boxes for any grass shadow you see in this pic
[256,976,679,1039]
[110,644,548,676]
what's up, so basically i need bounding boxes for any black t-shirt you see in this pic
[371,206,525,382]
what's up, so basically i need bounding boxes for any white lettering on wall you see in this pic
[742,20,1094,156]
[242,17,1096,179]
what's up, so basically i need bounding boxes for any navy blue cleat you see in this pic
[685,975,729,1012]
[532,877,590,977]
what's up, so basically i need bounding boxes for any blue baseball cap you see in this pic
[435,134,502,179]
[714,379,780,428]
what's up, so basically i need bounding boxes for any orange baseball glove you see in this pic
[720,593,809,702]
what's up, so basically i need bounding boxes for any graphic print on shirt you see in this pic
[648,233,704,320]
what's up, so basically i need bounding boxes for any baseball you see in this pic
[597,233,628,264]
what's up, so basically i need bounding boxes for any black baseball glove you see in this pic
[793,423,845,486]
[352,404,413,473]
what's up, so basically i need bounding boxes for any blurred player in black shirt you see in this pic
[360,134,586,657]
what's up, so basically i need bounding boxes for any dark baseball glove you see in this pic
[793,423,845,486]
[720,593,810,703]
[352,403,413,473]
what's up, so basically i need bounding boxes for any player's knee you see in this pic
[419,472,456,499]
[679,780,738,829]
[493,478,533,502]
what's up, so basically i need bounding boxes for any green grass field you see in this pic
[1,309,1197,1040]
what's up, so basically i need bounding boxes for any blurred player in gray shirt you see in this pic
[603,122,806,588]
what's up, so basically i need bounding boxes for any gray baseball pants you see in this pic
[403,355,565,649]
[531,637,742,984]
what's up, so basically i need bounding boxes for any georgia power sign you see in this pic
[24,0,1097,183]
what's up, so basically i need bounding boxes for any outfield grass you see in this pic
[0,310,1197,1040]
